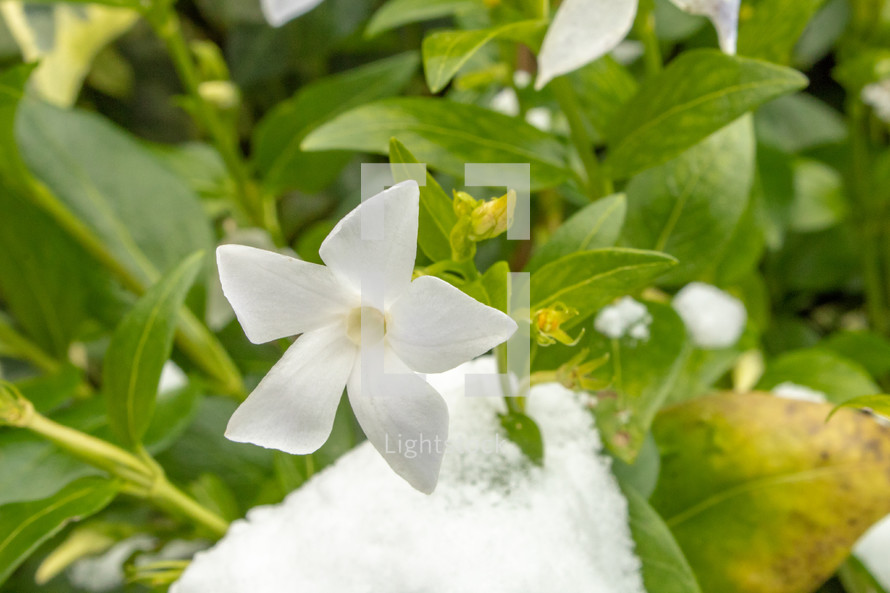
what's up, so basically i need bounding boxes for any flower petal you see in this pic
[260,0,324,27]
[669,0,739,54]
[347,351,449,494]
[217,244,355,344]
[535,0,639,90]
[226,324,357,454]
[319,180,419,308]
[387,276,518,374]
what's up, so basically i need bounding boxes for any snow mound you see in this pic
[173,358,644,593]
[855,514,890,590]
[672,282,747,349]
[772,382,827,404]
[594,297,652,341]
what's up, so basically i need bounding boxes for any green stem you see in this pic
[551,78,611,199]
[27,180,244,398]
[850,103,889,334]
[146,7,273,237]
[634,0,662,76]
[23,406,229,537]
[0,315,60,375]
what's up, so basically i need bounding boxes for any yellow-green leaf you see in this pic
[651,393,890,593]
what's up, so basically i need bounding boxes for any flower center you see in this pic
[345,306,387,346]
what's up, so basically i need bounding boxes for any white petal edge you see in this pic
[347,351,449,494]
[260,0,324,27]
[535,0,639,90]
[387,275,518,374]
[669,0,739,54]
[319,180,420,308]
[226,324,357,455]
[217,244,356,344]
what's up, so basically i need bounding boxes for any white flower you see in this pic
[672,282,747,349]
[260,0,324,27]
[217,180,517,493]
[172,358,644,593]
[535,0,740,89]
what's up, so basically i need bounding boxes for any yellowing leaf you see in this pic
[651,393,890,593]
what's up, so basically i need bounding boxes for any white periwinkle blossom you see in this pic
[260,0,323,27]
[217,181,517,493]
[535,0,740,89]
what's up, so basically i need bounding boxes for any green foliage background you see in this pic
[1,0,890,591]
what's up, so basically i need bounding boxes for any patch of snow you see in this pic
[68,535,155,592]
[771,382,827,404]
[672,282,747,349]
[855,514,890,590]
[863,80,890,124]
[594,297,653,341]
[490,88,520,117]
[525,107,553,131]
[173,358,644,593]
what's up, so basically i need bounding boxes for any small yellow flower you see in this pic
[533,303,585,346]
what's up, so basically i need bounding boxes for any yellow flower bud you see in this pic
[469,189,515,241]
[533,302,585,346]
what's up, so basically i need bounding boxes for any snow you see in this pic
[173,358,644,593]
[863,79,890,124]
[855,514,890,590]
[594,297,653,341]
[771,382,827,404]
[672,282,747,349]
[68,535,155,592]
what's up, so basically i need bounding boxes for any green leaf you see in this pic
[820,331,890,379]
[828,395,890,421]
[788,159,847,233]
[571,56,638,140]
[389,138,457,262]
[422,20,545,93]
[605,50,807,179]
[620,117,754,286]
[591,302,690,462]
[840,556,890,593]
[253,53,420,194]
[756,348,880,404]
[525,194,626,274]
[755,94,847,153]
[103,253,204,448]
[365,0,479,38]
[651,393,890,593]
[737,0,826,64]
[621,484,702,593]
[481,261,510,314]
[0,477,119,586]
[499,411,544,465]
[15,99,214,288]
[302,97,571,191]
[530,248,677,324]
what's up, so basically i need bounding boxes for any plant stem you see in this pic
[0,315,60,375]
[551,78,611,200]
[635,0,662,76]
[22,405,229,537]
[145,6,282,243]
[850,103,889,334]
[26,180,244,398]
